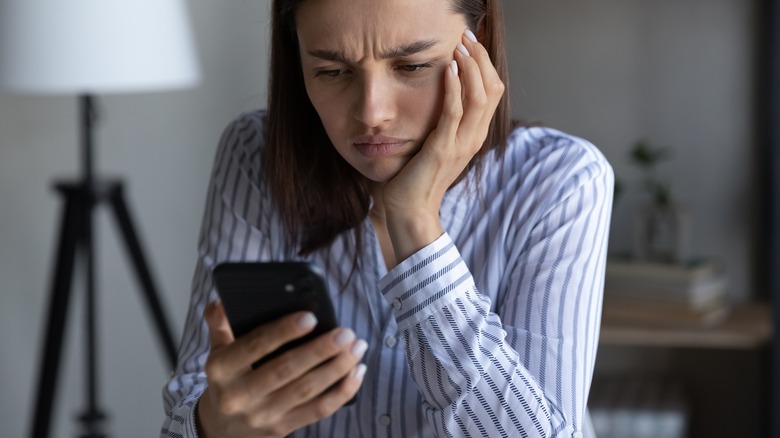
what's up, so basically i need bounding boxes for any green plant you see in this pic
[630,140,673,207]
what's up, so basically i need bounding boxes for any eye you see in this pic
[397,63,433,73]
[314,69,348,78]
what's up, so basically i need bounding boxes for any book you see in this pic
[589,378,689,438]
[605,274,727,311]
[606,258,718,285]
[604,258,728,310]
[601,295,730,328]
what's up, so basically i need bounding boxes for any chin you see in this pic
[357,159,408,183]
[361,168,402,184]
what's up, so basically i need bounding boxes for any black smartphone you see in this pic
[212,261,339,369]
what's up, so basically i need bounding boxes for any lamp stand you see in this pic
[29,95,178,438]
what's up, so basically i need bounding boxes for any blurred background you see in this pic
[507,2,771,437]
[0,0,772,437]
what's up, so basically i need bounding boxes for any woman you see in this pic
[162,0,613,436]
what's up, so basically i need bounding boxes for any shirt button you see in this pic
[384,336,397,348]
[378,414,392,426]
[392,298,402,310]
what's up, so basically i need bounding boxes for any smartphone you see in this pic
[212,261,340,369]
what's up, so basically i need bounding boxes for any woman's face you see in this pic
[296,0,469,183]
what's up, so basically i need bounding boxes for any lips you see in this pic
[352,135,409,158]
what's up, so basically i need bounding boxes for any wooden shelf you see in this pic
[599,303,773,349]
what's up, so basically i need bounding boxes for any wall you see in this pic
[505,0,759,302]
[503,1,762,436]
[0,0,757,436]
[0,1,270,436]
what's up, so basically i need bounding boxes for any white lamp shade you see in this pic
[0,0,200,94]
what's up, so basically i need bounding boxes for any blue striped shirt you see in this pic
[161,110,613,437]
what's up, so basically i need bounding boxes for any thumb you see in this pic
[205,299,235,350]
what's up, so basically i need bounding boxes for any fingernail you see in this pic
[465,29,478,43]
[450,60,458,76]
[457,43,470,57]
[334,328,355,346]
[351,339,368,357]
[297,312,317,329]
[354,363,367,380]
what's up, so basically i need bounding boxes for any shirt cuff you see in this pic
[378,233,473,329]
[186,399,201,437]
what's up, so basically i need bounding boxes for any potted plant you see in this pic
[629,140,690,263]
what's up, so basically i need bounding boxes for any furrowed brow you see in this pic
[306,39,441,63]
[381,39,440,59]
[307,49,350,63]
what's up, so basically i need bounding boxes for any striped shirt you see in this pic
[161,110,613,438]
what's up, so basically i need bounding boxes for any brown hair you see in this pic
[264,0,511,256]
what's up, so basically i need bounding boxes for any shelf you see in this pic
[599,303,773,349]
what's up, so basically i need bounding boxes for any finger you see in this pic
[205,300,234,351]
[249,328,362,398]
[232,311,319,372]
[453,44,489,148]
[278,338,368,404]
[276,362,367,431]
[426,57,463,152]
[209,311,319,379]
[461,32,505,118]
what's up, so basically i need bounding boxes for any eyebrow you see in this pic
[307,39,440,63]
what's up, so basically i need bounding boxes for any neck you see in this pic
[369,182,387,222]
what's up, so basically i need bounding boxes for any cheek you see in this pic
[304,81,329,115]
[403,75,446,132]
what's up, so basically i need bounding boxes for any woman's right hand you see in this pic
[196,300,368,438]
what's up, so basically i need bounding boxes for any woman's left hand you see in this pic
[381,30,505,260]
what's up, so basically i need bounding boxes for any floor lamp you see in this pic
[0,1,200,437]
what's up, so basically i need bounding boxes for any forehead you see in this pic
[295,0,467,56]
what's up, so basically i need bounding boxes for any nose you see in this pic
[352,73,394,128]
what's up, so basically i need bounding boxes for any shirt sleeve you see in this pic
[160,111,275,438]
[378,138,613,438]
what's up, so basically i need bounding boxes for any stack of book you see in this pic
[602,257,730,328]
[589,378,689,438]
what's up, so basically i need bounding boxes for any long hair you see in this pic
[264,0,511,256]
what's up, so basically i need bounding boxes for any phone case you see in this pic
[212,261,339,367]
